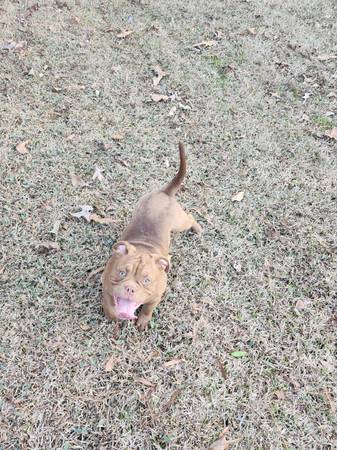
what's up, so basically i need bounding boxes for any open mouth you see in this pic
[115,297,139,320]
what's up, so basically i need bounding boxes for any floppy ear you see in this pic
[112,241,136,256]
[153,255,170,273]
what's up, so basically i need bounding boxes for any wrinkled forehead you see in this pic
[116,252,156,273]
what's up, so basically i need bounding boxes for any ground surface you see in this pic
[1,1,336,449]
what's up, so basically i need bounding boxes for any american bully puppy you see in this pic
[102,143,201,330]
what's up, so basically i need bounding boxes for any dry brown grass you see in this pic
[1,0,336,449]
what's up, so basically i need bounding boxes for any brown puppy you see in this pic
[102,143,201,330]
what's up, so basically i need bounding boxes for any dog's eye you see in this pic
[143,276,151,285]
[119,270,127,279]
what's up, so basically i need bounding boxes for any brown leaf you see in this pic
[274,390,286,400]
[71,205,93,222]
[325,128,337,141]
[231,191,244,202]
[0,265,6,275]
[55,276,67,288]
[318,53,337,62]
[69,171,86,188]
[150,93,169,102]
[117,29,133,38]
[163,358,183,368]
[16,141,29,154]
[153,64,167,86]
[323,388,336,414]
[163,389,182,411]
[92,166,105,182]
[86,265,105,281]
[89,213,114,225]
[217,360,227,380]
[105,26,114,33]
[37,241,60,253]
[295,299,305,310]
[105,355,115,372]
[134,377,156,387]
[247,27,257,36]
[193,40,217,49]
[209,427,241,450]
[111,132,124,141]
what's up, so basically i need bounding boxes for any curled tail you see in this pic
[162,143,186,196]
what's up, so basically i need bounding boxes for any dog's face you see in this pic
[103,241,169,320]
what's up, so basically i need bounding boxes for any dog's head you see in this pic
[103,241,169,320]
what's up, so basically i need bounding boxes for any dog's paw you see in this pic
[192,222,202,234]
[136,315,150,331]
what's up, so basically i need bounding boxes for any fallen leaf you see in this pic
[69,171,86,188]
[153,64,167,86]
[86,265,105,281]
[150,93,169,102]
[295,299,305,310]
[117,29,133,38]
[318,53,337,62]
[111,132,124,141]
[163,389,182,411]
[247,27,257,35]
[163,358,183,368]
[168,106,177,117]
[325,128,337,141]
[50,220,61,235]
[71,205,93,222]
[114,156,130,167]
[193,40,217,49]
[231,191,244,202]
[232,261,242,273]
[92,166,105,182]
[105,26,114,33]
[217,360,227,380]
[89,213,114,225]
[55,276,67,288]
[230,351,247,358]
[323,388,336,414]
[37,241,60,253]
[139,385,156,405]
[16,141,29,154]
[134,377,156,388]
[105,355,115,372]
[0,265,6,275]
[274,390,286,400]
[209,427,241,450]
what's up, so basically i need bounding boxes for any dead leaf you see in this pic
[16,141,29,154]
[50,220,61,235]
[274,390,286,400]
[37,241,60,253]
[232,261,242,273]
[323,388,336,414]
[117,29,133,38]
[89,213,114,225]
[295,299,305,310]
[217,360,227,380]
[318,53,337,62]
[209,427,241,450]
[105,355,115,372]
[163,389,182,411]
[151,93,169,102]
[325,128,337,141]
[79,323,91,331]
[71,205,93,222]
[134,377,156,388]
[55,276,67,288]
[86,265,105,281]
[153,64,167,86]
[0,265,6,275]
[247,27,257,35]
[163,358,183,368]
[231,191,244,202]
[92,166,105,182]
[69,171,86,188]
[111,132,124,141]
[113,156,130,167]
[168,106,177,117]
[105,26,114,33]
[193,40,217,49]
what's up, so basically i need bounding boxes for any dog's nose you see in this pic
[124,285,135,295]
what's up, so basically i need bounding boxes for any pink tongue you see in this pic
[116,298,138,320]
